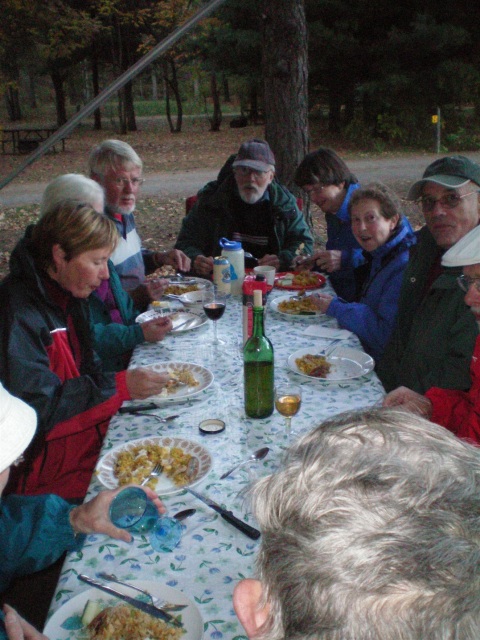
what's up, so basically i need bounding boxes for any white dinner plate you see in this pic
[287,346,374,381]
[270,294,324,317]
[96,436,212,495]
[139,361,214,403]
[43,582,203,639]
[163,277,212,294]
[169,311,207,333]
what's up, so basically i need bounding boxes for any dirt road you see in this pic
[2,152,480,206]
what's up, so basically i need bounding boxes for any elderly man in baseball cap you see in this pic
[0,384,165,639]
[383,223,480,445]
[377,155,480,395]
[175,138,313,276]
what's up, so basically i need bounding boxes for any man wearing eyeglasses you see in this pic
[377,155,480,394]
[174,139,313,276]
[383,224,480,445]
[89,140,190,309]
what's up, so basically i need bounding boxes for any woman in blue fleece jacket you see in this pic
[294,148,363,301]
[311,183,417,362]
[0,384,164,639]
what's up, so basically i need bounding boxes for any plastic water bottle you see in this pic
[219,238,245,295]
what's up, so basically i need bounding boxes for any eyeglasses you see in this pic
[457,274,480,293]
[111,177,145,188]
[417,190,480,213]
[303,183,327,195]
[233,166,269,178]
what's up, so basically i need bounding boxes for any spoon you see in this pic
[133,413,179,423]
[220,447,270,479]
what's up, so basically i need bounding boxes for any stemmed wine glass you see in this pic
[202,288,227,345]
[274,383,302,442]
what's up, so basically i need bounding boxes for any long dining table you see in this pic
[46,277,385,639]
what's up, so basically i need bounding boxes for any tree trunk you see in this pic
[124,80,137,131]
[51,69,67,126]
[5,85,22,121]
[151,67,158,101]
[27,72,37,109]
[163,60,175,133]
[261,0,309,188]
[167,59,183,133]
[91,51,102,130]
[209,71,222,132]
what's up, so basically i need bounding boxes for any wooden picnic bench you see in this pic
[0,125,66,155]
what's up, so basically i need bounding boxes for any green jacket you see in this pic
[377,226,478,393]
[175,175,313,271]
[89,260,143,372]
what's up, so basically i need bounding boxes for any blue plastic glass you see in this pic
[109,487,158,533]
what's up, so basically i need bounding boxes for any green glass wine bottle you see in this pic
[244,289,274,418]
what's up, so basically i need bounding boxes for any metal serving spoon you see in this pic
[220,447,270,480]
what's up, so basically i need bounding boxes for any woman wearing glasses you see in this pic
[310,183,416,361]
[294,147,365,301]
[384,224,480,445]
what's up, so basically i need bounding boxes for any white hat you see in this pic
[0,384,37,473]
[442,224,480,267]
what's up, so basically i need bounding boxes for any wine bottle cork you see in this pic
[253,289,263,307]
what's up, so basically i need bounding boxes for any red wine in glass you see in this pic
[203,302,226,321]
[203,290,227,345]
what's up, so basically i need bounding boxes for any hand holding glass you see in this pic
[275,383,302,440]
[202,289,227,345]
[109,487,182,552]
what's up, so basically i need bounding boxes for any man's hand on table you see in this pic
[383,386,433,418]
[193,255,214,277]
[154,249,191,273]
[69,486,166,544]
[125,368,170,399]
[3,604,48,640]
[141,316,172,343]
[258,254,280,269]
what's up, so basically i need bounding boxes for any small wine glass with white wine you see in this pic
[274,383,302,442]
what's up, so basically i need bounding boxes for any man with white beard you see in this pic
[384,223,480,444]
[175,139,313,276]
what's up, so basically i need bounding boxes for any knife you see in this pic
[187,488,260,540]
[118,402,157,414]
[78,574,183,627]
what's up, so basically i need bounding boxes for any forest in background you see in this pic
[1,0,480,152]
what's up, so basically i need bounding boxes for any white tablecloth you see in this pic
[47,283,385,638]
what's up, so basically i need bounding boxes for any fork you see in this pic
[96,573,187,611]
[320,339,342,357]
[140,462,163,486]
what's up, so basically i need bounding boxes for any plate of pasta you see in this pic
[96,436,212,495]
[274,271,326,290]
[44,582,203,639]
[287,347,374,381]
[270,294,324,317]
[133,361,214,403]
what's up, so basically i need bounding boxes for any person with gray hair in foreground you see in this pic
[233,409,480,640]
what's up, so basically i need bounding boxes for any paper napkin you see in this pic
[302,326,352,339]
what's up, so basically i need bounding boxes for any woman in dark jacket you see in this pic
[0,201,169,500]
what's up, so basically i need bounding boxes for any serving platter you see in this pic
[274,271,326,291]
